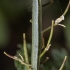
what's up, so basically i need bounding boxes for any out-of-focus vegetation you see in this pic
[0,9,9,47]
[0,0,70,70]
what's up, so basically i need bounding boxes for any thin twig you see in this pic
[23,33,29,63]
[42,0,53,7]
[4,52,31,66]
[23,33,30,70]
[19,54,24,61]
[46,20,54,47]
[42,0,70,33]
[41,57,49,65]
[40,20,54,59]
[42,23,66,34]
[4,52,18,60]
[59,56,67,70]
[63,0,70,16]
[58,24,66,28]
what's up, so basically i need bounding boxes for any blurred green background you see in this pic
[0,0,70,70]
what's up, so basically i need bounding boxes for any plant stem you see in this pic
[40,20,54,59]
[31,0,42,70]
[42,0,70,34]
[63,0,70,16]
[42,24,56,34]
[42,0,53,7]
[23,33,29,69]
[59,56,67,70]
[46,20,54,47]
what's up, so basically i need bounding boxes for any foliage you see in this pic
[44,48,70,70]
[14,43,31,70]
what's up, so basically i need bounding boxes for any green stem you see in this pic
[59,56,67,70]
[42,24,56,34]
[40,20,54,59]
[23,33,29,69]
[42,0,70,34]
[31,0,42,70]
[42,0,53,7]
[63,0,70,16]
[46,20,54,47]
